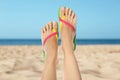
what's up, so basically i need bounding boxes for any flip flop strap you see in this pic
[59,17,76,32]
[43,32,58,46]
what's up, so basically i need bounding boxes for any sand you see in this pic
[0,45,120,80]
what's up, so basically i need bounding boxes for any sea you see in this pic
[0,39,120,45]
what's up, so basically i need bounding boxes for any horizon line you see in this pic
[0,39,120,40]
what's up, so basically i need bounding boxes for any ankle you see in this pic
[62,47,74,56]
[46,53,57,62]
[62,43,74,52]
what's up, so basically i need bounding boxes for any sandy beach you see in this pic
[0,45,120,80]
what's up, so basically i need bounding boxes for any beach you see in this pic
[0,45,120,80]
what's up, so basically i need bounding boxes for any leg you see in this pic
[60,7,82,80]
[41,22,58,80]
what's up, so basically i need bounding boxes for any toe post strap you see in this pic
[59,17,76,32]
[43,31,58,46]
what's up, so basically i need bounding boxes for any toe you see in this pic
[41,28,44,34]
[73,15,77,26]
[67,7,70,16]
[44,25,47,32]
[60,7,65,18]
[43,27,46,33]
[71,10,75,19]
[47,22,51,30]
[51,22,53,29]
[48,22,52,31]
[72,12,76,20]
[41,25,47,41]
[68,8,72,17]
[46,24,49,31]
[53,22,58,31]
[65,7,69,17]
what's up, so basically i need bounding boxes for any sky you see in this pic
[0,0,120,39]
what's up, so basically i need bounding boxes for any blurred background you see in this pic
[0,1,120,80]
[0,0,120,45]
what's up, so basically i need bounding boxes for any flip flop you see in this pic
[58,8,76,50]
[42,29,58,60]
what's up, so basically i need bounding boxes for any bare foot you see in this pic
[60,7,77,53]
[41,22,58,62]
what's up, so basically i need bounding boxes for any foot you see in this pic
[41,22,58,62]
[60,7,77,53]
